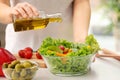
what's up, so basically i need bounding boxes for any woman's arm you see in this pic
[73,0,91,42]
[0,0,39,24]
[0,0,12,24]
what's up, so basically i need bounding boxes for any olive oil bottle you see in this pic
[13,13,62,32]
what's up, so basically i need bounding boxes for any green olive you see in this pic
[11,71,20,79]
[20,69,27,77]
[8,64,14,68]
[22,61,32,68]
[15,63,24,72]
[11,60,20,66]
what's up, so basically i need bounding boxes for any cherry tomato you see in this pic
[24,47,33,52]
[59,45,65,51]
[35,52,43,59]
[18,50,25,58]
[63,48,69,54]
[24,50,33,59]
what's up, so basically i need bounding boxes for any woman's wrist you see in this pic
[7,7,13,23]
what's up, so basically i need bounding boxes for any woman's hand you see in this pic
[11,2,39,18]
[0,1,39,24]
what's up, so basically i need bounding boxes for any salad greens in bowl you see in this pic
[38,34,100,76]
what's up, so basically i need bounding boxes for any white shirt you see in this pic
[5,0,74,53]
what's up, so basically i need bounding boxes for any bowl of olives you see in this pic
[2,60,38,80]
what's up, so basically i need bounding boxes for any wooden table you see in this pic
[14,53,47,68]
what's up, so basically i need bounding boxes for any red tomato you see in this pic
[63,48,69,54]
[24,50,33,59]
[24,47,33,52]
[36,52,43,59]
[18,50,25,58]
[59,45,65,51]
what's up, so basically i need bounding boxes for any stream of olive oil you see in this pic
[13,17,62,32]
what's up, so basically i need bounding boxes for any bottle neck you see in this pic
[46,13,62,23]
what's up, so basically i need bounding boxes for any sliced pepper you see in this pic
[56,52,66,57]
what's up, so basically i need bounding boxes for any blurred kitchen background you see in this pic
[0,0,120,52]
[90,0,120,52]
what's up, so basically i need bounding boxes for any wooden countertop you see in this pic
[14,53,47,68]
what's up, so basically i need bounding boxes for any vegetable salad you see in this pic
[38,34,100,76]
[38,34,100,57]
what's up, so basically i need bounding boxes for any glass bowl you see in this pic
[42,54,94,76]
[2,60,38,80]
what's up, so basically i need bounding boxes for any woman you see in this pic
[0,0,91,53]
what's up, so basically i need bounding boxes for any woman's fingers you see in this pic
[10,8,21,19]
[14,7,27,18]
[12,2,39,18]
[22,4,33,17]
[25,2,39,16]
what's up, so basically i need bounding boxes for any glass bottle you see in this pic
[13,11,62,32]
